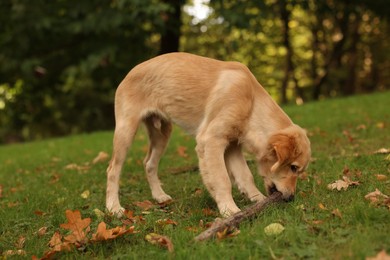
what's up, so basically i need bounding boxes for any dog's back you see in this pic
[116,52,255,134]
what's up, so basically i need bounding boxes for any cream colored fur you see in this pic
[106,52,311,217]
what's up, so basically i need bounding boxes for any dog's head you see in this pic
[258,125,311,201]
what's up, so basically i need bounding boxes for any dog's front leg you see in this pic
[225,144,266,202]
[196,137,240,217]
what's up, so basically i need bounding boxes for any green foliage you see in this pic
[0,0,169,142]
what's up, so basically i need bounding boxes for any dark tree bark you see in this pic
[279,0,294,104]
[343,16,361,96]
[159,0,184,55]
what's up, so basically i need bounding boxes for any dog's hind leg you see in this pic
[225,143,266,202]
[106,115,140,216]
[143,115,173,203]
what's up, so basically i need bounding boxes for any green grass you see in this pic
[1,92,389,259]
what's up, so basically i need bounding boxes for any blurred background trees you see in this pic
[0,0,389,143]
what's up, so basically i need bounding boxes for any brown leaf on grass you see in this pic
[156,218,178,228]
[202,208,217,216]
[327,176,360,191]
[48,232,73,252]
[318,203,327,210]
[216,227,240,240]
[145,233,174,252]
[37,226,48,236]
[121,210,145,225]
[91,222,136,242]
[0,184,3,198]
[177,146,188,158]
[366,250,390,260]
[15,236,26,249]
[40,232,73,260]
[2,250,26,257]
[373,148,390,154]
[365,189,390,209]
[34,210,46,216]
[331,208,342,218]
[375,174,388,181]
[342,130,354,142]
[64,163,90,172]
[60,210,91,245]
[50,173,61,184]
[134,200,154,211]
[92,151,110,164]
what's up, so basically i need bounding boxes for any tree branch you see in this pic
[194,192,283,242]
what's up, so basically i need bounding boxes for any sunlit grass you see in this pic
[0,91,389,259]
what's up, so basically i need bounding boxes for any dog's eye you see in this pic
[290,165,299,173]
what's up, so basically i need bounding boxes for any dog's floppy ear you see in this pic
[268,133,298,173]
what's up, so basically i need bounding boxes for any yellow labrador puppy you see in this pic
[106,53,311,217]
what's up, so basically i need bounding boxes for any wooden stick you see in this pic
[194,192,283,242]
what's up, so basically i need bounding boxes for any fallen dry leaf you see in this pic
[80,190,90,199]
[366,249,390,260]
[216,226,240,240]
[64,163,90,172]
[318,203,327,210]
[50,173,61,184]
[373,148,390,154]
[331,208,342,218]
[145,233,174,252]
[177,146,188,158]
[15,236,26,249]
[91,222,136,242]
[375,174,388,181]
[376,122,385,129]
[48,231,73,252]
[122,210,145,225]
[134,200,154,211]
[34,210,46,216]
[365,189,390,209]
[2,250,26,257]
[92,151,110,164]
[327,176,360,191]
[202,208,217,216]
[0,184,3,198]
[60,210,91,245]
[156,219,178,228]
[37,226,48,236]
[264,223,285,236]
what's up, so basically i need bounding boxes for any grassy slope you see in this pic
[0,92,389,259]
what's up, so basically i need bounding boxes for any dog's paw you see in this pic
[107,206,125,218]
[249,193,267,202]
[219,204,241,218]
[154,193,173,204]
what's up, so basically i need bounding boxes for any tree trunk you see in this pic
[279,0,293,104]
[343,15,361,96]
[159,0,184,54]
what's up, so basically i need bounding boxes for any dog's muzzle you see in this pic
[268,184,295,202]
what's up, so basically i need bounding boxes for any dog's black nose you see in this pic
[284,194,295,202]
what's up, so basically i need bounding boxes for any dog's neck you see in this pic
[243,86,292,156]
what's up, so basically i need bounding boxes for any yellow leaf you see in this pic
[318,203,327,210]
[264,223,285,236]
[80,190,90,199]
[92,151,110,164]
